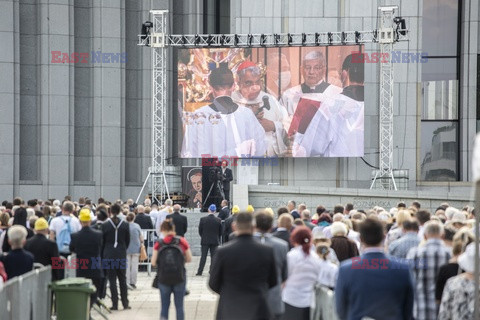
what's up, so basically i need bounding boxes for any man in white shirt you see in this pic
[232,60,288,157]
[181,63,266,158]
[49,201,82,253]
[154,199,173,235]
[149,203,160,226]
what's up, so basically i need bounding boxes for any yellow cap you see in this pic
[79,208,91,222]
[232,205,240,214]
[246,205,254,213]
[34,218,49,231]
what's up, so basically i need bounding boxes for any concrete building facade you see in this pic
[0,0,478,203]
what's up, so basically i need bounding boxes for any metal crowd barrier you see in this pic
[311,285,339,320]
[0,265,52,320]
[139,229,158,275]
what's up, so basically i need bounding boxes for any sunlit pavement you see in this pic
[92,257,217,320]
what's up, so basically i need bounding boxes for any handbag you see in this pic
[152,274,159,288]
[140,244,147,262]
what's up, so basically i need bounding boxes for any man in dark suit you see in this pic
[220,160,233,201]
[287,200,300,219]
[217,200,230,221]
[209,212,277,320]
[196,204,222,276]
[70,209,103,307]
[165,204,188,237]
[222,205,239,243]
[24,218,61,280]
[101,204,130,310]
[133,205,153,230]
[335,218,414,320]
[253,212,288,320]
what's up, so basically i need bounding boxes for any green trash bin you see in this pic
[50,277,96,320]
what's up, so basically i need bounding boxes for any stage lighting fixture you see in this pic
[220,35,226,45]
[208,35,213,45]
[260,34,266,46]
[182,35,187,45]
[248,34,253,46]
[314,33,320,45]
[301,33,306,45]
[141,21,153,46]
[393,17,407,36]
[355,31,360,44]
[288,33,293,45]
[194,34,200,45]
[234,34,239,46]
[341,32,346,44]
[327,32,333,45]
[274,34,280,45]
[373,30,378,42]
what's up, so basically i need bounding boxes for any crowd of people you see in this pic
[0,196,478,320]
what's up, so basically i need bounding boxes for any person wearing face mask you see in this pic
[280,51,342,119]
[265,53,292,99]
[292,54,365,157]
[231,60,289,157]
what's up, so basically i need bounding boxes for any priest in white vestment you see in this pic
[280,51,342,120]
[293,54,365,157]
[181,64,266,158]
[231,61,288,157]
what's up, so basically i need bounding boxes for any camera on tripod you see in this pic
[209,165,225,184]
[201,162,225,212]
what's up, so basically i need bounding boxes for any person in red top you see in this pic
[152,220,192,320]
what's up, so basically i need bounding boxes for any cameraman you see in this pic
[220,160,233,201]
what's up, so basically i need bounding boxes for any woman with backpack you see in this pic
[151,219,192,320]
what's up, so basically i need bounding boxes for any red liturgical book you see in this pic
[288,98,321,136]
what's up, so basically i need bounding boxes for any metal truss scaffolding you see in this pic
[370,6,398,190]
[137,7,406,202]
[136,10,169,204]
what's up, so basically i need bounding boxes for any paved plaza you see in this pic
[93,257,217,320]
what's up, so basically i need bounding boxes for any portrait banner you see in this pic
[182,166,203,209]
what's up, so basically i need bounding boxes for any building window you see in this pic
[420,0,460,181]
[73,0,94,182]
[420,122,458,181]
[19,1,40,181]
[125,1,143,183]
[203,0,230,34]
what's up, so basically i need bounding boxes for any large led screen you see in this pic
[177,46,364,158]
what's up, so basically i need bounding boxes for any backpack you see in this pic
[56,217,72,254]
[0,261,7,282]
[156,237,185,285]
